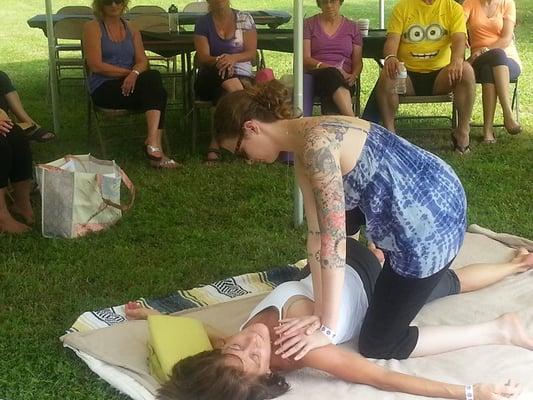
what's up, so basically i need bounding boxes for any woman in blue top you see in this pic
[83,0,178,169]
[213,80,470,361]
[193,0,257,164]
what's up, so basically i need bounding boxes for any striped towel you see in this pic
[67,261,308,334]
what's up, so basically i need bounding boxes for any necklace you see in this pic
[482,0,499,19]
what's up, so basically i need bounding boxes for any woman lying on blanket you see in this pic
[126,238,533,400]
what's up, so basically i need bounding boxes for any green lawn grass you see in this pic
[0,0,532,399]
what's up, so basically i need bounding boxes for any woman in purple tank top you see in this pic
[83,0,179,168]
[193,0,257,164]
[304,0,363,116]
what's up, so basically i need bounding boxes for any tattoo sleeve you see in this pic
[302,127,346,270]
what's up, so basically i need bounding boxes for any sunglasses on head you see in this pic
[102,0,124,6]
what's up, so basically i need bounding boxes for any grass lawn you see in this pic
[0,0,532,399]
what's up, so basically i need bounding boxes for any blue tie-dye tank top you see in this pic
[339,122,467,278]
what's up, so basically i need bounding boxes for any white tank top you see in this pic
[241,265,369,345]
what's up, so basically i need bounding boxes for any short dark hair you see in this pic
[316,0,344,7]
[158,349,290,400]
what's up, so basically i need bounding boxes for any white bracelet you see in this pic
[131,69,140,76]
[315,61,323,69]
[384,54,398,63]
[319,324,336,342]
[465,384,474,400]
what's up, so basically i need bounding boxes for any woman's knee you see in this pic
[487,48,507,66]
[358,328,412,360]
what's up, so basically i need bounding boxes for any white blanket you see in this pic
[61,225,533,400]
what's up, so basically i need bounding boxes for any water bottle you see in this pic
[395,62,407,95]
[168,4,179,33]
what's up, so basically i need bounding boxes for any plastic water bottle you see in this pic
[395,62,407,94]
[168,4,179,33]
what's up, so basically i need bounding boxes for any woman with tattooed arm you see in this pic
[214,80,471,363]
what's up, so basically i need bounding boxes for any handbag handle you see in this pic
[100,167,136,212]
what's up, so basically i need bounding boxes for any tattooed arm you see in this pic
[302,126,347,332]
[295,158,323,316]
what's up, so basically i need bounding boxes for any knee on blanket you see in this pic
[358,326,418,360]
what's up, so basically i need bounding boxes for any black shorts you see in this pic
[302,235,460,307]
[406,69,442,96]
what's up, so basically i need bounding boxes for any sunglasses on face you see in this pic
[102,0,124,6]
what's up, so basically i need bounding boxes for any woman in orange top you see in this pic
[463,0,522,143]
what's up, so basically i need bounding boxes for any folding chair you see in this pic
[51,16,89,88]
[56,5,93,15]
[182,2,209,13]
[396,93,457,131]
[129,14,174,72]
[129,5,166,14]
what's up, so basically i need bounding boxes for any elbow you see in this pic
[87,62,102,74]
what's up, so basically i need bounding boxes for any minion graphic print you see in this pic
[387,0,467,72]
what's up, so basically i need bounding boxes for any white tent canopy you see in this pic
[44,0,386,225]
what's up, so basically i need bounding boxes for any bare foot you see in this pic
[0,212,30,234]
[368,242,385,265]
[498,312,533,350]
[10,202,34,226]
[124,301,161,320]
[512,248,533,273]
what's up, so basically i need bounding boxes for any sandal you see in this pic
[150,157,181,169]
[204,147,221,165]
[144,144,163,162]
[451,131,471,155]
[24,125,55,143]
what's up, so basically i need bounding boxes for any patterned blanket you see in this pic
[67,261,308,333]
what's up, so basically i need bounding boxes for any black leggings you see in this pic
[0,70,16,114]
[91,69,167,129]
[308,67,355,115]
[195,65,252,104]
[471,48,521,84]
[0,124,33,189]
[345,210,460,359]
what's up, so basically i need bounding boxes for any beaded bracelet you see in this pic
[465,384,474,400]
[319,324,337,342]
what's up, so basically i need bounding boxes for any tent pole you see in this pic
[45,0,61,134]
[379,0,385,28]
[293,0,304,227]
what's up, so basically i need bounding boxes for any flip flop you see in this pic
[150,157,181,169]
[144,144,163,162]
[24,125,55,143]
[451,131,471,155]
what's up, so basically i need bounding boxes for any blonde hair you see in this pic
[214,80,294,141]
[91,0,130,18]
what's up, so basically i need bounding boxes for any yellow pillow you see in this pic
[147,315,213,383]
